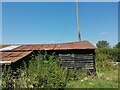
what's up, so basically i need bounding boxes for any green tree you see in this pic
[114,42,120,48]
[96,40,110,48]
[113,42,120,62]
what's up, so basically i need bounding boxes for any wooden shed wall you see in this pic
[39,49,96,72]
[59,54,95,69]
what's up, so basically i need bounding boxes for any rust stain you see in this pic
[12,41,95,51]
[1,51,32,63]
[0,41,95,63]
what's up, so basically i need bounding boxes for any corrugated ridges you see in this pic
[0,51,32,63]
[0,41,95,64]
[13,41,96,51]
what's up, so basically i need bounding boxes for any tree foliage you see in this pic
[114,42,120,48]
[96,40,110,48]
[96,41,120,62]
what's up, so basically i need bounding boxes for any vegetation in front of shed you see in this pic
[1,51,68,88]
[66,52,118,88]
[1,51,94,89]
[66,40,119,88]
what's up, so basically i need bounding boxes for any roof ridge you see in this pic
[0,41,90,45]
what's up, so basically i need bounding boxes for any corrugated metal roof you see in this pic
[0,51,32,64]
[0,41,95,64]
[13,41,95,51]
[0,45,20,51]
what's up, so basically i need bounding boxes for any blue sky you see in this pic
[2,2,118,46]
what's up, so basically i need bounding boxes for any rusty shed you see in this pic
[0,41,96,72]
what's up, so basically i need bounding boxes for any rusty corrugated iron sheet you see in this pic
[13,41,95,51]
[1,51,32,63]
[0,41,95,64]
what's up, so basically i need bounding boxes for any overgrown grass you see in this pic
[1,52,68,88]
[66,61,118,88]
[1,49,119,88]
[66,48,118,88]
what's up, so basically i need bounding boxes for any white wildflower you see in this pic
[83,77,88,81]
[89,83,93,85]
[98,73,103,78]
[106,77,110,80]
[29,85,33,88]
[80,79,84,82]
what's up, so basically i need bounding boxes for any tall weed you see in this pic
[1,51,68,88]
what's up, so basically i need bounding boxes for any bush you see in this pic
[1,51,68,88]
[96,48,119,62]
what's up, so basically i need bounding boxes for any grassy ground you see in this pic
[66,61,118,88]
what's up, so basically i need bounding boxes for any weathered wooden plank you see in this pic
[66,62,93,65]
[59,54,93,56]
[59,53,95,70]
[74,54,93,57]
[59,54,74,57]
[62,63,93,69]
[62,62,93,66]
[62,62,75,67]
[60,57,93,60]
[61,60,93,63]
[74,63,93,66]
[59,55,93,60]
[61,58,94,61]
[59,54,93,58]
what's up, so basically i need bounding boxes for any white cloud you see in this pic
[100,32,107,36]
[50,41,55,44]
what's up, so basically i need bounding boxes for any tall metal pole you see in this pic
[76,0,81,42]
